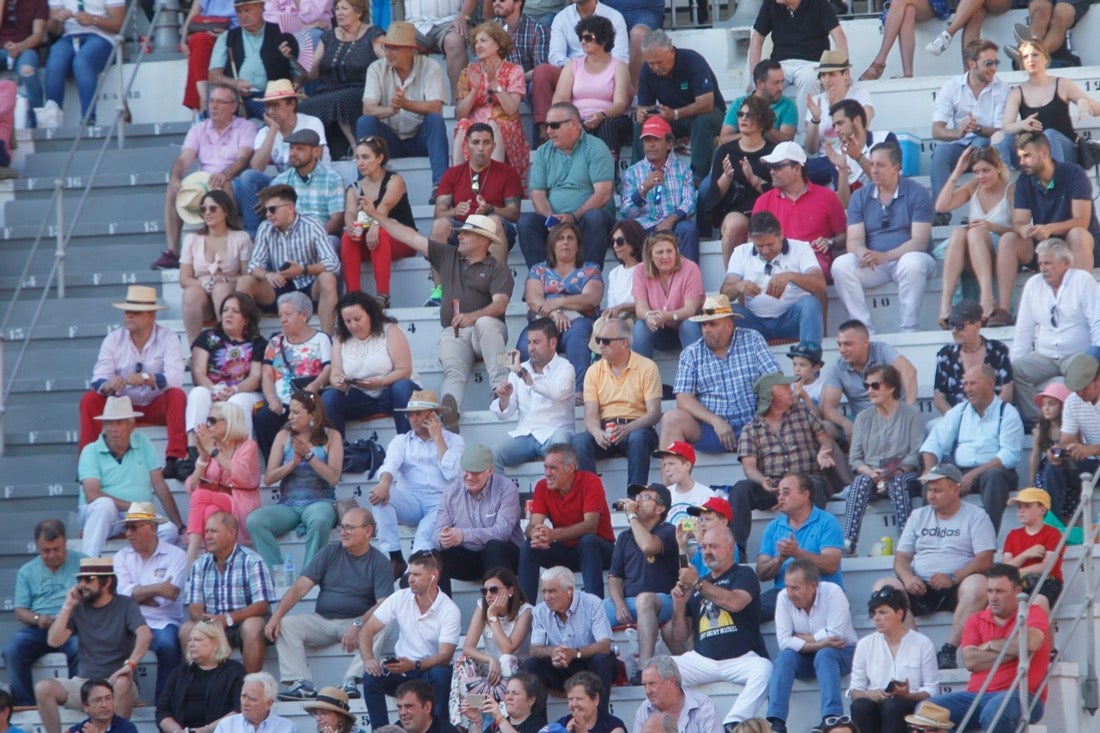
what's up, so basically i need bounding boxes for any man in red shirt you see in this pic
[926,564,1050,733]
[517,442,615,601]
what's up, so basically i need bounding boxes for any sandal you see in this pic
[859,62,885,81]
[986,308,1015,327]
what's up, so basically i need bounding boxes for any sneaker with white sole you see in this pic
[925,30,952,55]
[277,680,318,701]
[340,677,361,699]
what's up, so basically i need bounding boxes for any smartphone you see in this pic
[383,656,398,665]
[496,352,515,367]
[278,261,293,272]
[646,107,660,116]
[466,694,484,709]
[885,679,904,693]
[544,215,561,228]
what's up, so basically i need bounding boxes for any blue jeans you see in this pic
[45,34,113,122]
[517,533,614,600]
[150,624,182,697]
[320,380,420,435]
[647,220,700,263]
[733,295,823,345]
[631,318,702,358]
[492,429,573,470]
[2,48,43,125]
[363,665,452,728]
[618,7,664,29]
[355,113,449,187]
[2,626,78,705]
[517,209,612,270]
[233,168,273,237]
[766,645,855,721]
[572,425,658,486]
[931,691,1044,733]
[1002,129,1076,167]
[517,317,594,392]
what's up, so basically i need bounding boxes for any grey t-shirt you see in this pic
[823,341,901,414]
[303,542,393,619]
[68,594,147,679]
[897,502,996,579]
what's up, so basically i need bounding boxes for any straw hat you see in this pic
[904,701,955,729]
[455,215,506,248]
[76,557,115,577]
[112,285,168,312]
[816,50,851,71]
[93,396,144,421]
[260,79,304,102]
[174,171,212,226]
[302,688,354,721]
[395,390,443,412]
[122,501,167,524]
[689,293,742,322]
[381,21,418,47]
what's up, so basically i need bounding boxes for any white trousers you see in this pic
[275,612,380,683]
[185,386,262,435]
[780,59,819,131]
[673,650,773,723]
[831,251,935,332]
[80,496,179,557]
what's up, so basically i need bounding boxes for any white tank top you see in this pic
[340,325,419,397]
[968,184,1011,228]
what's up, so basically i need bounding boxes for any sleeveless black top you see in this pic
[1018,77,1076,141]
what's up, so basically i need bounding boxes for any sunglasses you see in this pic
[579,32,596,42]
[737,110,753,118]
[949,320,972,331]
[471,171,481,194]
[880,203,893,228]
[595,336,626,346]
[546,120,572,130]
[292,390,317,409]
[206,416,225,426]
[980,58,1000,67]
[356,136,379,145]
[265,203,291,215]
[409,549,439,563]
[199,205,221,214]
[611,236,628,247]
[870,587,899,601]
[863,381,883,391]
[480,585,505,595]
[767,161,795,172]
[1050,304,1059,328]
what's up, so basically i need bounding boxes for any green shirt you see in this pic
[724,94,799,131]
[529,131,615,216]
[77,431,162,507]
[15,550,86,613]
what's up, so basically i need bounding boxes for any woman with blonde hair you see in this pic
[631,232,703,357]
[156,620,245,733]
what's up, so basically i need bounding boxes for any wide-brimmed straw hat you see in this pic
[381,21,418,47]
[395,390,443,412]
[259,79,305,102]
[112,284,168,312]
[122,501,167,524]
[302,688,355,721]
[94,395,144,421]
[455,214,506,248]
[689,293,742,322]
[904,701,955,729]
[174,171,212,226]
[816,50,851,71]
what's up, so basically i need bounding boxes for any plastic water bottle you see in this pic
[283,556,296,586]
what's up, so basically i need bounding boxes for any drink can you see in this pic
[525,499,534,517]
[349,223,364,241]
[604,420,617,432]
[881,536,893,555]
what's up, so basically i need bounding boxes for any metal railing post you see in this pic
[54,181,65,299]
[0,334,5,457]
[1017,591,1029,727]
[1083,471,1098,715]
[153,0,180,53]
[116,34,126,147]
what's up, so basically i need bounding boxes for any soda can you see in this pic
[881,536,894,555]
[525,499,534,517]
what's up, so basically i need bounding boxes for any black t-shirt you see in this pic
[637,48,726,113]
[609,521,679,597]
[180,666,216,727]
[703,139,776,225]
[556,713,627,733]
[501,712,547,733]
[753,0,839,62]
[686,563,769,660]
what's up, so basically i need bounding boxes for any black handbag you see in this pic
[1077,136,1100,170]
[342,437,386,477]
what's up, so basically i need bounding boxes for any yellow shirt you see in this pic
[583,352,661,421]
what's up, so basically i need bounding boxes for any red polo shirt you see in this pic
[961,604,1050,700]
[753,182,847,279]
[531,470,615,547]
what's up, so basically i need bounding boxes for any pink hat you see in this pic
[1034,382,1071,407]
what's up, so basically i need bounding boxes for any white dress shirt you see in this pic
[775,581,859,652]
[725,238,822,319]
[1012,268,1100,361]
[378,428,464,497]
[547,1,628,66]
[112,540,188,629]
[214,713,297,733]
[932,73,1009,144]
[372,587,462,660]
[489,354,576,442]
[848,628,940,697]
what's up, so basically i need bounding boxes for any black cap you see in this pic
[947,299,983,327]
[626,483,673,512]
[284,129,321,146]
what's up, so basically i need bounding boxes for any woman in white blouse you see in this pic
[849,586,939,733]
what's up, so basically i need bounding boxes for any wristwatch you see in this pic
[415,660,422,671]
[210,448,220,459]
[225,614,235,627]
[141,371,151,384]
[352,618,364,628]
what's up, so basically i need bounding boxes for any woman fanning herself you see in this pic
[934,146,1013,325]
[339,136,417,307]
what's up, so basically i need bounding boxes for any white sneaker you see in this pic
[35,100,61,129]
[926,30,952,55]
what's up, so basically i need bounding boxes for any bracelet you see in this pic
[810,117,821,124]
[126,659,137,670]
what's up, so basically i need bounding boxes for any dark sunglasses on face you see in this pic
[265,203,290,215]
[200,205,221,213]
[595,336,625,346]
[863,381,883,391]
[206,416,225,426]
[579,32,596,42]
[767,161,794,172]
[481,585,505,595]
[611,236,628,246]
[546,120,571,130]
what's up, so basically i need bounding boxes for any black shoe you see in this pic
[937,642,958,669]
[767,718,787,733]
[629,670,643,686]
[162,457,179,480]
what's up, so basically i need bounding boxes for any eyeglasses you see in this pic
[409,549,439,563]
[1050,304,1059,327]
[206,416,225,426]
[199,205,221,213]
[763,261,774,276]
[634,494,657,502]
[949,320,972,331]
[594,336,626,346]
[265,203,291,215]
[822,716,852,729]
[481,585,505,595]
[767,161,794,172]
[338,523,370,532]
[546,120,572,130]
[611,236,628,247]
[579,33,596,42]
[870,587,900,601]
[356,136,378,145]
[737,110,752,118]
[863,381,883,391]
[652,183,663,205]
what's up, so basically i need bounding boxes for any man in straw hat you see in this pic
[112,503,187,697]
[34,557,151,733]
[904,701,955,732]
[78,286,189,478]
[357,21,449,194]
[369,209,515,422]
[926,564,1051,732]
[207,0,298,119]
[370,390,465,577]
[659,293,780,454]
[153,82,255,271]
[236,79,330,235]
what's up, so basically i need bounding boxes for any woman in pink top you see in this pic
[184,400,261,566]
[631,232,704,357]
[551,15,631,157]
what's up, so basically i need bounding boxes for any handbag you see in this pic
[278,335,317,392]
[342,437,386,478]
[1077,136,1100,170]
[187,15,232,33]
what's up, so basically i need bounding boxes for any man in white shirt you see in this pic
[1010,238,1100,426]
[632,655,722,733]
[490,317,576,472]
[721,211,826,346]
[111,503,187,698]
[358,551,461,728]
[654,441,715,527]
[766,560,858,733]
[214,672,296,733]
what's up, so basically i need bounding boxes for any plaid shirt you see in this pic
[620,154,696,229]
[737,403,825,482]
[493,14,548,72]
[531,589,611,647]
[272,163,345,224]
[185,544,274,615]
[673,327,780,431]
[249,214,342,289]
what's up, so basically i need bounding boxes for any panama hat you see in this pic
[93,395,145,421]
[175,171,212,226]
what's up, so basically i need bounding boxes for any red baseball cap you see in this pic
[640,115,672,139]
[686,497,732,523]
[653,441,696,466]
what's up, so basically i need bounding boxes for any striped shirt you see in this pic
[492,14,549,72]
[737,403,826,482]
[185,544,274,615]
[249,215,342,289]
[673,327,780,431]
[272,163,345,225]
[1062,392,1100,445]
[531,589,611,647]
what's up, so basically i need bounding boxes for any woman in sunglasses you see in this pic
[602,220,645,321]
[849,587,939,733]
[450,568,534,728]
[183,401,262,565]
[842,363,924,557]
[179,191,253,345]
[933,146,1013,327]
[249,390,343,568]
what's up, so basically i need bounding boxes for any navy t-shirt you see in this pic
[1014,160,1100,242]
[686,563,769,660]
[638,48,726,113]
[608,521,679,597]
[753,0,839,62]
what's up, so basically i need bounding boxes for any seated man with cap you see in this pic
[78,285,190,483]
[1042,349,1100,526]
[207,0,298,120]
[605,482,680,682]
[34,557,151,733]
[270,128,345,239]
[78,394,184,559]
[155,81,255,271]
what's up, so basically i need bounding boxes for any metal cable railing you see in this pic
[0,1,166,453]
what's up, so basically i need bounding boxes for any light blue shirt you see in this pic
[531,589,611,647]
[15,550,86,613]
[920,396,1023,470]
[208,27,269,90]
[758,506,844,589]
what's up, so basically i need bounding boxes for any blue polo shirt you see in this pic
[77,431,162,507]
[15,550,86,614]
[724,94,799,131]
[1014,160,1100,243]
[638,48,726,113]
[758,506,844,589]
[847,176,934,253]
